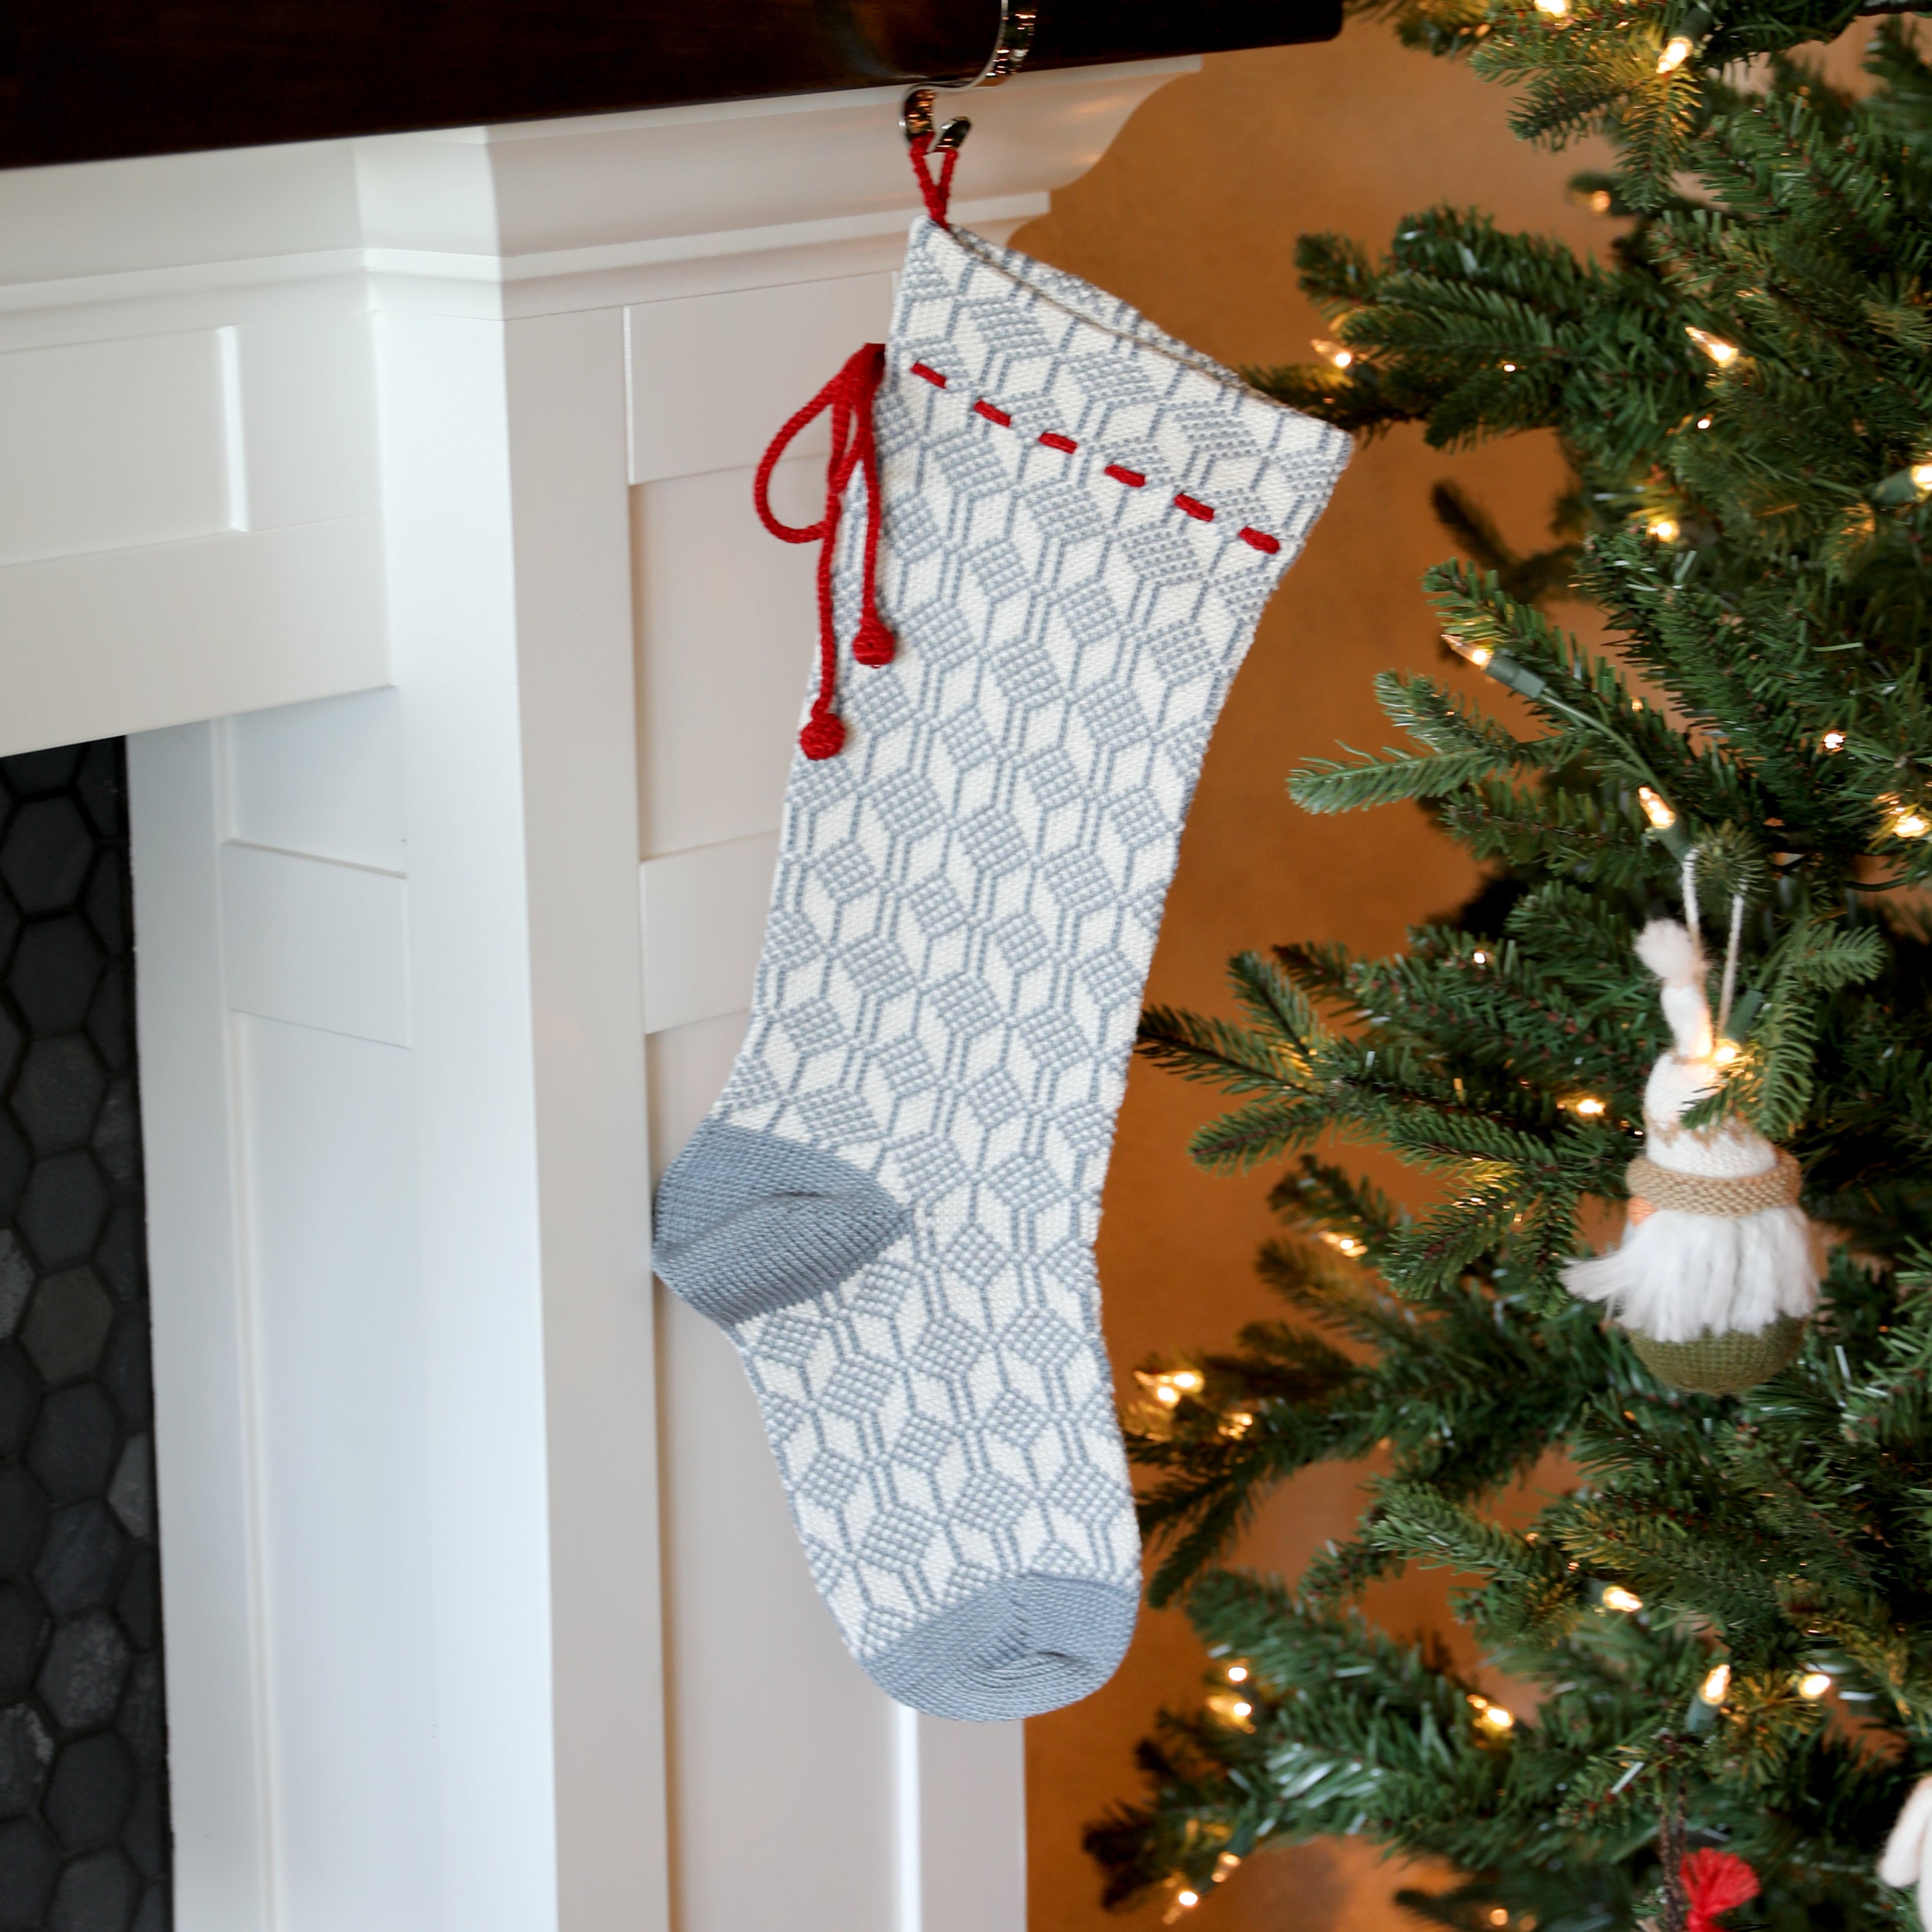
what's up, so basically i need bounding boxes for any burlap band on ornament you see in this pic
[1626,1149,1801,1218]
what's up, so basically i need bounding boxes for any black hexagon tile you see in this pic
[0,741,168,1932]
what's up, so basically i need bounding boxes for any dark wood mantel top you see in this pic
[0,0,1341,172]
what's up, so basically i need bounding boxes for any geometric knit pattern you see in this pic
[657,217,1350,1718]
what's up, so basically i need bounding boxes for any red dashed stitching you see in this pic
[910,359,1278,553]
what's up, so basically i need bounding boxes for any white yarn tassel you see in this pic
[1879,1774,1932,1921]
[1563,908,1819,1344]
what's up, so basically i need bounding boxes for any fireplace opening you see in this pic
[0,740,167,1932]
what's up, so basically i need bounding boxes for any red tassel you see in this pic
[799,711,846,761]
[852,610,896,667]
[1681,1849,1759,1932]
[751,341,890,761]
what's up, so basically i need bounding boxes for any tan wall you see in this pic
[1009,27,1613,1931]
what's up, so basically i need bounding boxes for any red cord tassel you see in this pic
[1681,1848,1759,1932]
[752,341,893,760]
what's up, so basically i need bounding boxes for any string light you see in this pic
[1444,631,1496,670]
[1648,516,1680,543]
[1913,461,1932,493]
[1700,1663,1731,1705]
[1178,1891,1200,1908]
[1534,0,1569,15]
[1657,34,1693,71]
[1471,949,1490,965]
[1311,339,1354,370]
[1472,1698,1516,1733]
[1219,1411,1255,1439]
[1321,1230,1367,1257]
[1207,1692,1256,1728]
[1696,415,1712,429]
[1799,1670,1833,1698]
[1637,786,1677,832]
[1214,1853,1241,1882]
[1171,1369,1203,1392]
[1891,801,1931,840]
[1820,729,1846,753]
[1712,1039,1740,1066]
[1685,326,1739,367]
[1230,1700,1253,1719]
[1585,188,1612,213]
[1226,1664,1249,1683]
[1601,1585,1644,1612]
[1501,361,1518,373]
[1572,1096,1607,1118]
[1490,1912,1510,1928]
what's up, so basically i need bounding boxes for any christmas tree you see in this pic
[1086,2,1932,1926]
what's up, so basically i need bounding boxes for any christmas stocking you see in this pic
[653,204,1350,1721]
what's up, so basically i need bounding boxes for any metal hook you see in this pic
[900,2,1038,149]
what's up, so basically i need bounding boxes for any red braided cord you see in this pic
[750,342,892,759]
[908,132,956,227]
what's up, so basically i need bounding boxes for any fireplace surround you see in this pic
[0,58,1194,1930]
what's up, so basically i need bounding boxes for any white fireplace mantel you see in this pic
[0,57,1194,1932]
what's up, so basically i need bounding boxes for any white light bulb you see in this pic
[1637,786,1676,831]
[1226,1664,1248,1683]
[1311,339,1354,371]
[1700,1663,1730,1704]
[1799,1670,1832,1699]
[1685,326,1739,367]
[1657,34,1693,72]
[1601,1585,1644,1612]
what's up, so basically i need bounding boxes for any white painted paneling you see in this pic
[237,1014,439,1932]
[625,272,892,483]
[502,303,668,1932]
[645,1011,747,1184]
[659,1289,900,1932]
[633,461,817,857]
[220,842,410,1045]
[225,688,407,872]
[0,329,233,564]
[640,832,778,1034]
[377,302,565,1932]
[0,516,388,758]
[234,314,382,530]
[915,1715,1027,1932]
[128,725,274,1932]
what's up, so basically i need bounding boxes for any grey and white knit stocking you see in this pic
[653,212,1350,1721]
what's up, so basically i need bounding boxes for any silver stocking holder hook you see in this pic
[900,2,1038,151]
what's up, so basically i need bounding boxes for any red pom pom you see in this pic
[1682,1849,1759,1932]
[799,711,846,760]
[852,611,896,667]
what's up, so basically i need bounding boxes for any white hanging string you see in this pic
[1682,843,1746,1044]
[1717,891,1745,1042]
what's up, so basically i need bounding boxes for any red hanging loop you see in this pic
[752,341,894,760]
[907,132,959,227]
[1680,1849,1759,1932]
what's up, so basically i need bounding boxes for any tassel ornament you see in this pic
[1880,1774,1932,1919]
[1563,868,1819,1394]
